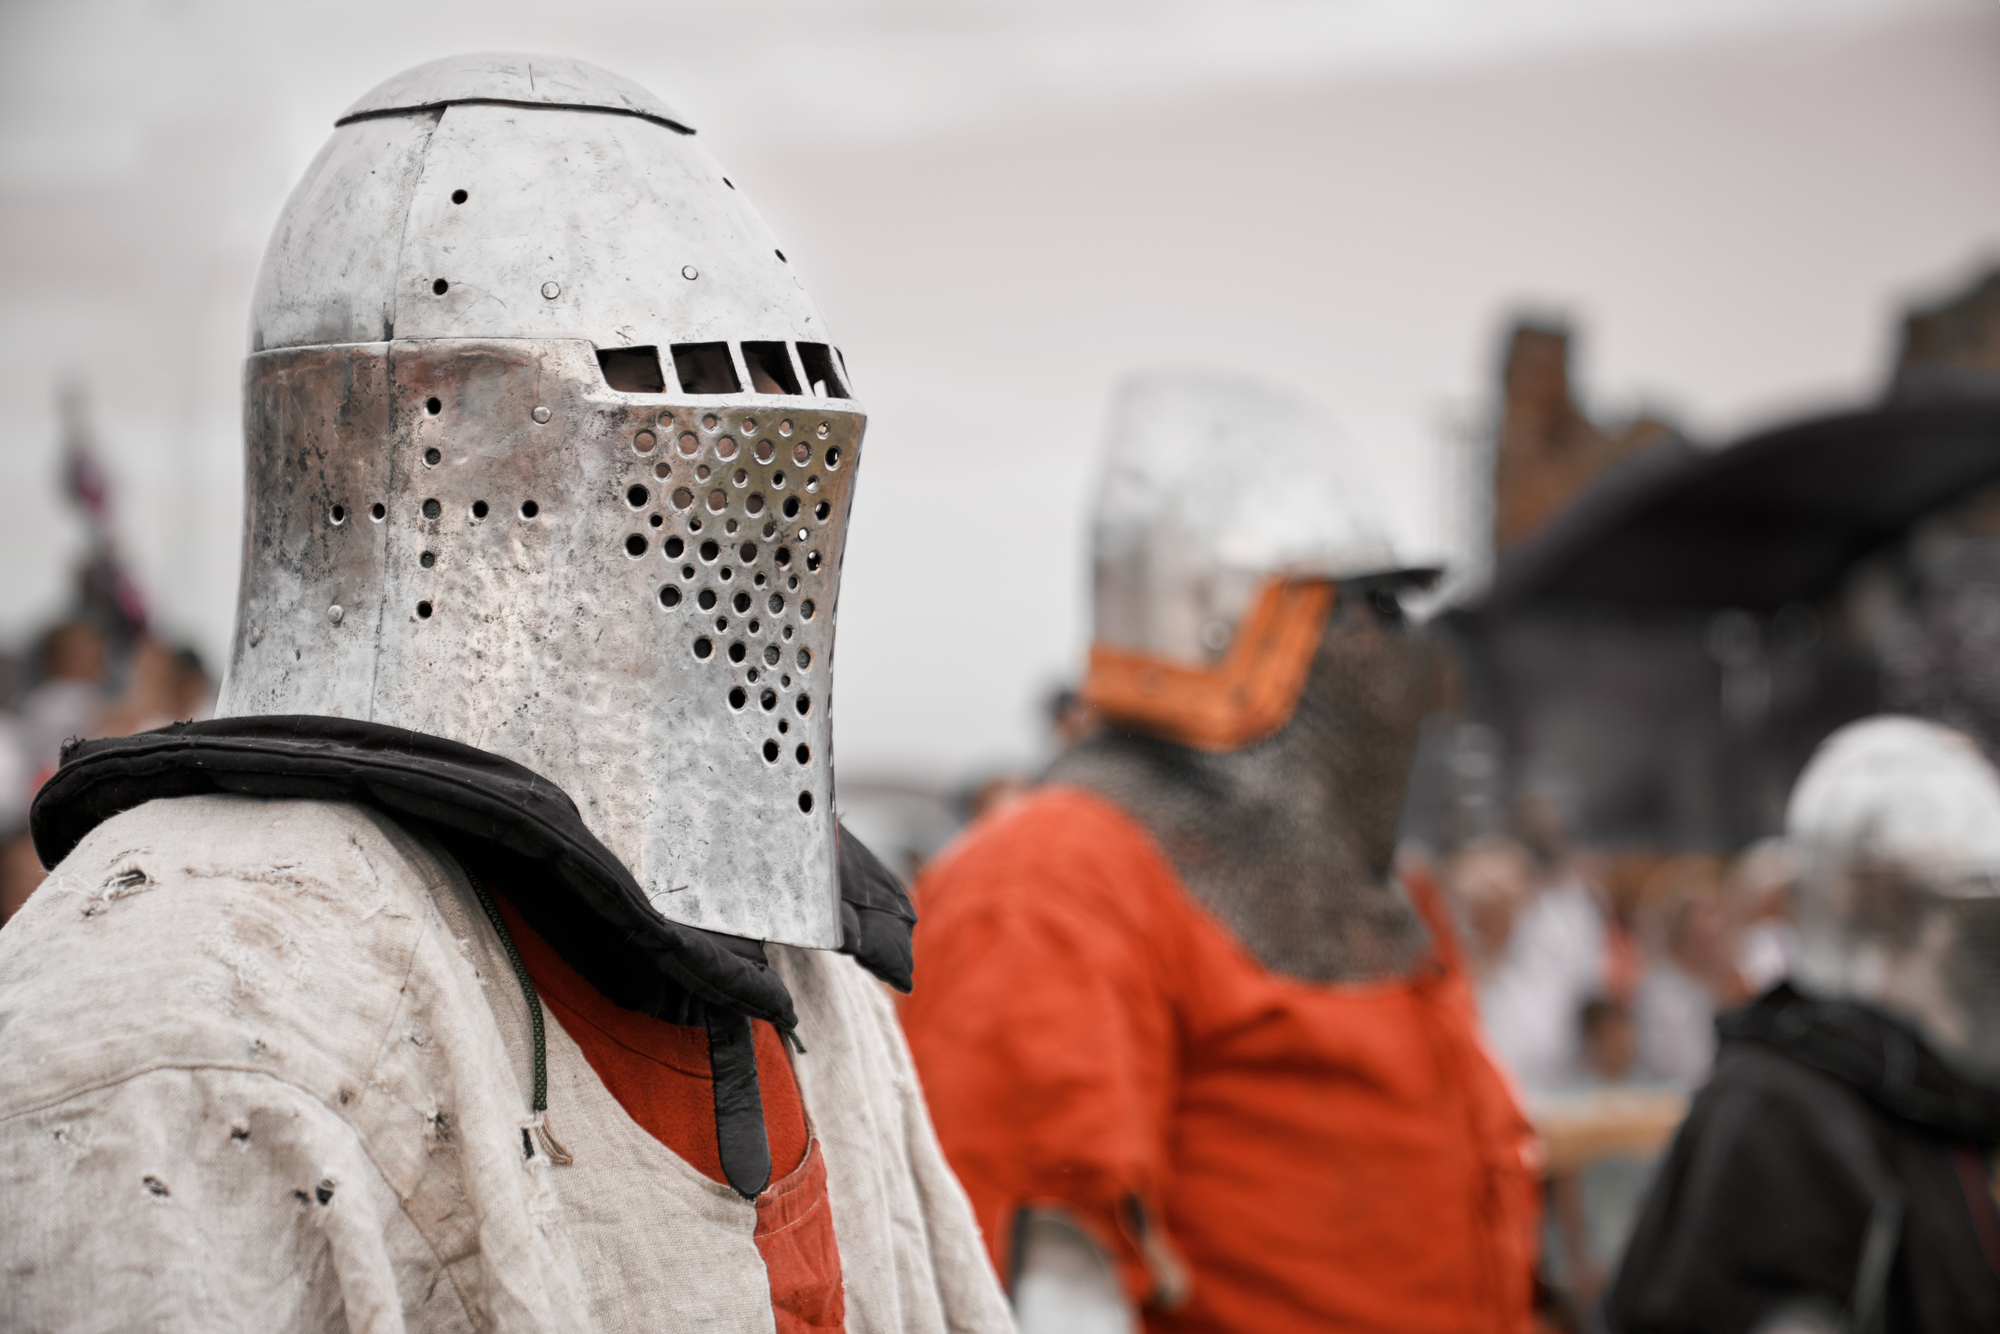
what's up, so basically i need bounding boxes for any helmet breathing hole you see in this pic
[693,637,713,660]
[826,446,841,468]
[795,694,811,715]
[725,519,739,535]
[798,792,813,813]
[417,600,434,619]
[749,619,760,633]
[659,586,681,608]
[797,648,812,669]
[799,597,813,617]
[425,397,442,415]
[760,689,777,712]
[424,447,441,466]
[654,462,671,480]
[728,686,747,710]
[776,547,791,567]
[791,443,810,465]
[706,490,726,512]
[782,625,793,640]
[763,645,780,666]
[634,431,656,453]
[697,589,717,611]
[671,487,693,510]
[755,440,775,464]
[718,436,739,460]
[720,567,733,582]
[732,592,751,613]
[728,642,747,663]
[648,514,662,528]
[432,279,448,295]
[471,500,489,520]
[747,494,764,515]
[778,719,789,734]
[741,542,758,562]
[370,503,386,521]
[625,534,647,557]
[814,501,830,521]
[682,564,695,579]
[699,540,719,562]
[783,497,800,519]
[419,551,436,569]
[678,432,698,456]
[329,505,346,525]
[763,740,780,763]
[664,536,685,558]
[626,484,649,508]
[795,745,810,765]
[805,551,822,572]
[450,189,468,204]
[422,498,441,520]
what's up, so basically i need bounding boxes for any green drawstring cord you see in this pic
[451,851,573,1165]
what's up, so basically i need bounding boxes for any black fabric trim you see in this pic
[30,717,921,1029]
[836,823,917,993]
[706,1009,772,1198]
[1720,983,2000,1143]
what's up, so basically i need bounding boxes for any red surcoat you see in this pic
[903,786,1541,1333]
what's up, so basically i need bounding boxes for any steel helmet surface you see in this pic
[1786,715,2000,1078]
[1082,368,1434,750]
[219,53,862,948]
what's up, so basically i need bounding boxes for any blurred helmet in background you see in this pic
[1082,368,1436,750]
[1786,715,2000,1079]
[219,54,863,949]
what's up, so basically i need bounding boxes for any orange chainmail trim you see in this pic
[1082,579,1334,752]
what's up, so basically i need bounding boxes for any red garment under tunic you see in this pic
[902,786,1541,1334]
[495,897,844,1334]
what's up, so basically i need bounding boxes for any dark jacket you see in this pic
[1607,983,2000,1334]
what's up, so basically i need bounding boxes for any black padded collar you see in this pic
[30,716,917,1030]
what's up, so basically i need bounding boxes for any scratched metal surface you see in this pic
[223,340,861,947]
[222,56,864,947]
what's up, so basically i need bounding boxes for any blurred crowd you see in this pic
[0,617,213,922]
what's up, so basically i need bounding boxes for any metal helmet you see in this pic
[218,54,863,949]
[1081,368,1434,750]
[1786,715,2000,1078]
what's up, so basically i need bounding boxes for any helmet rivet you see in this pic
[682,265,699,280]
[540,282,561,299]
[531,406,552,424]
[327,605,344,625]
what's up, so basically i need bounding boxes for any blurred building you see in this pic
[1438,268,2000,854]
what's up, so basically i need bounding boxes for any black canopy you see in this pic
[1473,388,2000,617]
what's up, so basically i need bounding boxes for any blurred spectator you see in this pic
[1631,862,1745,1089]
[92,638,214,738]
[18,619,109,786]
[1579,996,1637,1085]
[1450,793,1611,1095]
[1725,837,1797,995]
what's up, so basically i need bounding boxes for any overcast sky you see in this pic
[2,0,1996,778]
